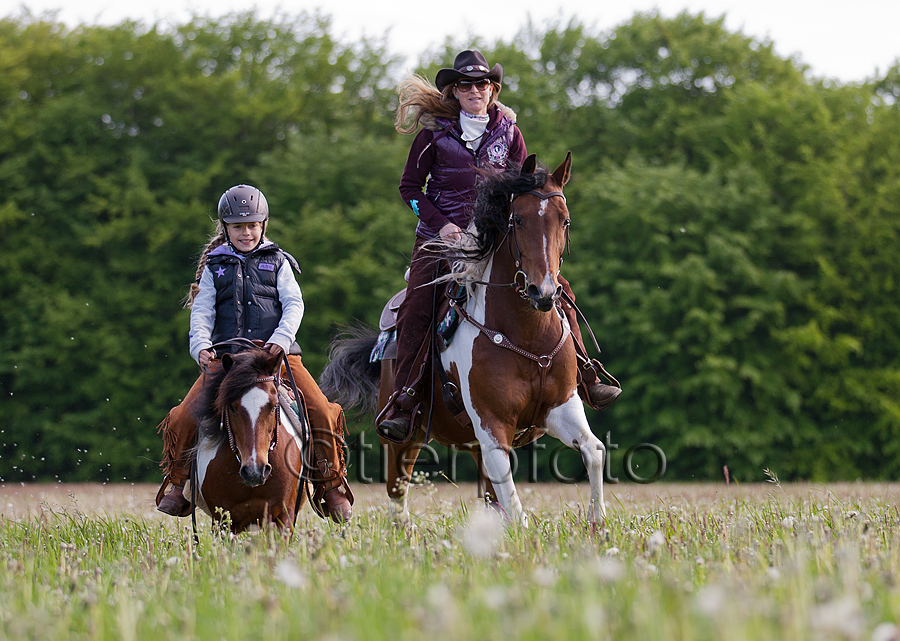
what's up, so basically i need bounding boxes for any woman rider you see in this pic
[377,50,620,441]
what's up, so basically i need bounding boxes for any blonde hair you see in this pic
[183,219,267,308]
[394,73,501,135]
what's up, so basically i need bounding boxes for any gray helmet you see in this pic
[217,184,268,223]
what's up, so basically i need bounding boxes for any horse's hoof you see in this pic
[157,488,192,517]
[324,488,352,524]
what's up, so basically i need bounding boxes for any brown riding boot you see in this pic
[156,468,192,517]
[376,389,418,442]
[155,370,209,517]
[557,276,622,411]
[577,358,622,411]
[286,354,355,523]
[377,239,441,442]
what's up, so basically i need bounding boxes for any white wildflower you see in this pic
[809,597,863,638]
[594,557,624,583]
[694,585,726,617]
[648,529,665,553]
[872,622,900,641]
[460,508,503,558]
[275,560,307,589]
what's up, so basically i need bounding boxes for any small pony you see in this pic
[322,153,608,527]
[189,347,308,533]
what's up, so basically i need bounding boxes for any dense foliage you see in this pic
[0,10,898,483]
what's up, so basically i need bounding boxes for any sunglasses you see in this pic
[455,79,492,93]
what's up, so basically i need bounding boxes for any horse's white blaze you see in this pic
[543,395,607,523]
[538,199,548,217]
[443,256,528,526]
[240,386,270,465]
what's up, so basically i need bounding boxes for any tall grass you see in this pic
[2,481,899,640]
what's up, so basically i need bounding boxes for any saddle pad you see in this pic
[369,306,461,363]
[379,288,406,331]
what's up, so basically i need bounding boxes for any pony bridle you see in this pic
[221,374,280,463]
[506,189,570,299]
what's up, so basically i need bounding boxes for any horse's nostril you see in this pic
[262,464,272,480]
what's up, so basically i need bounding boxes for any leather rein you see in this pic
[449,188,572,427]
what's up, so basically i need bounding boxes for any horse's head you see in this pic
[217,349,284,487]
[510,152,572,312]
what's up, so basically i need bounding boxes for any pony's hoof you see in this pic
[324,488,352,524]
[157,488,191,517]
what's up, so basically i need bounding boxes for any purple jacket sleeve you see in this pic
[398,129,451,232]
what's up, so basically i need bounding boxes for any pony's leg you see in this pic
[543,395,607,524]
[384,434,425,526]
[473,421,526,526]
[468,449,502,512]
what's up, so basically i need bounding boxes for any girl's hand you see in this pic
[199,349,216,368]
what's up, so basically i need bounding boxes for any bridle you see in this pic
[462,189,570,298]
[449,187,572,427]
[221,374,280,464]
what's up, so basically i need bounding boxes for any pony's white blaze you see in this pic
[543,394,607,523]
[538,199,548,217]
[240,386,270,464]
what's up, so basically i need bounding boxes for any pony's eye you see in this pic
[514,215,524,227]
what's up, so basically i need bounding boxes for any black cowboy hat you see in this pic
[435,50,503,92]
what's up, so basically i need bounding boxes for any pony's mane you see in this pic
[191,349,275,440]
[426,165,549,286]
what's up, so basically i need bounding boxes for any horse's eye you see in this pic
[514,215,524,227]
[564,218,570,227]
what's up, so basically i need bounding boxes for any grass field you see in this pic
[2,478,899,640]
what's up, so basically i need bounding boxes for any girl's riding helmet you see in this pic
[217,184,269,223]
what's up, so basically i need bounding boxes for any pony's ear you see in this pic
[551,151,572,187]
[521,154,537,175]
[221,353,235,372]
[267,350,285,375]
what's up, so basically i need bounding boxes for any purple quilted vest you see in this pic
[418,107,516,234]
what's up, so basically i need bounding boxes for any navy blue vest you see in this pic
[206,244,298,347]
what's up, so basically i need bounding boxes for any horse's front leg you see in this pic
[544,395,607,525]
[474,420,526,527]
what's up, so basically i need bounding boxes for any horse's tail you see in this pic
[319,323,382,415]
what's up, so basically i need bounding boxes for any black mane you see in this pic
[468,165,549,261]
[191,349,275,438]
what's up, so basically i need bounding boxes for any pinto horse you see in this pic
[189,347,308,533]
[322,153,607,526]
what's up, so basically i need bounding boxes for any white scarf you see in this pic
[459,110,489,151]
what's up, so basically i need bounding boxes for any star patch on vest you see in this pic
[215,266,226,277]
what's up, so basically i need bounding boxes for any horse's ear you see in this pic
[521,154,537,175]
[221,353,235,372]
[268,350,285,375]
[551,151,572,187]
